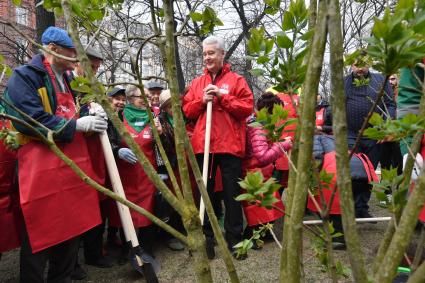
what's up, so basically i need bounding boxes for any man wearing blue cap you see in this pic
[3,26,107,283]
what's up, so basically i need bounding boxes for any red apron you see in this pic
[242,160,284,226]
[0,120,22,253]
[18,60,101,252]
[108,118,156,228]
[307,152,378,215]
[85,131,106,200]
[307,152,340,214]
[315,108,325,127]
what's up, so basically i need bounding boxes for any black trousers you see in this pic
[82,222,105,262]
[196,153,243,248]
[347,137,381,213]
[119,225,155,256]
[380,141,403,176]
[352,180,373,215]
[20,227,79,283]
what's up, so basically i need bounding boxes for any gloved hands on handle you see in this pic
[76,116,108,133]
[118,148,137,164]
[89,102,108,120]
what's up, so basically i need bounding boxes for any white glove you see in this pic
[403,153,423,181]
[118,148,137,164]
[76,116,108,133]
[89,102,108,120]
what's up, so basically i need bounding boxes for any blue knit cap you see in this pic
[41,26,74,48]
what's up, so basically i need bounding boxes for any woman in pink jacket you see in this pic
[242,94,292,242]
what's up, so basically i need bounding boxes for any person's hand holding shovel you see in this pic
[202,84,220,104]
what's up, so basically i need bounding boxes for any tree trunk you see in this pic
[406,259,425,283]
[279,1,317,280]
[173,18,186,93]
[327,0,369,282]
[284,1,328,282]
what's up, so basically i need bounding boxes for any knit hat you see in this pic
[159,89,171,108]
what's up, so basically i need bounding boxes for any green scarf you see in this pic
[166,112,174,127]
[123,104,150,132]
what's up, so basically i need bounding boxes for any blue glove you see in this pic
[118,148,137,164]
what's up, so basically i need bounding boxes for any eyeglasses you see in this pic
[130,95,143,98]
[389,77,396,81]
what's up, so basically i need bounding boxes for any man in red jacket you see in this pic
[182,35,254,260]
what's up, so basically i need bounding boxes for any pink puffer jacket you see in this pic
[243,125,292,172]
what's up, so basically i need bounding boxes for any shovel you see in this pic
[199,100,212,224]
[98,130,160,283]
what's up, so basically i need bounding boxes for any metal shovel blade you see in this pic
[130,246,161,282]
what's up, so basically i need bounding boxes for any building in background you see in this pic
[0,0,36,90]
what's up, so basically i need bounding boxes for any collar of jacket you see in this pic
[203,62,231,76]
[26,54,48,74]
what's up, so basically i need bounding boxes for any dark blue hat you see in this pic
[108,88,125,97]
[41,27,75,49]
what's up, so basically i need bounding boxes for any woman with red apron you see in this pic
[0,120,21,254]
[108,85,158,256]
[307,135,378,249]
[315,95,333,134]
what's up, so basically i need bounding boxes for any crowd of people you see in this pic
[0,26,424,282]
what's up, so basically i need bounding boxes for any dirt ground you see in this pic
[0,198,421,283]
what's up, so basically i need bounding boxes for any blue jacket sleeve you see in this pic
[5,68,76,142]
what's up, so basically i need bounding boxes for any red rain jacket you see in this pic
[275,93,299,171]
[182,63,253,158]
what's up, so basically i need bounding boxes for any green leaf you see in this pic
[364,127,386,140]
[381,168,398,181]
[375,190,388,202]
[71,1,83,17]
[264,39,274,54]
[88,9,104,21]
[250,68,265,76]
[156,8,165,17]
[235,193,254,202]
[369,113,384,126]
[12,0,22,5]
[203,6,216,21]
[401,113,419,124]
[282,11,296,31]
[257,56,270,64]
[190,12,203,22]
[300,29,314,41]
[276,32,293,49]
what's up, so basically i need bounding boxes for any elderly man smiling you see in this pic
[182,35,254,260]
